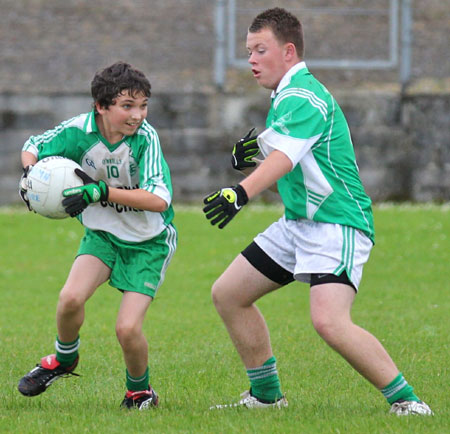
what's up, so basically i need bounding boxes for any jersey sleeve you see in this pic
[257,87,328,168]
[22,120,71,159]
[138,128,173,207]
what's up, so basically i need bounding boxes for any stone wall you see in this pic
[1,89,449,205]
[1,0,449,205]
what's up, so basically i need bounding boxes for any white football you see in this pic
[27,156,83,219]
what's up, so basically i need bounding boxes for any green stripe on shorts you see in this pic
[333,226,355,277]
[77,225,177,297]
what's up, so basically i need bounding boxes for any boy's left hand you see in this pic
[203,184,248,229]
[62,168,109,217]
[231,128,259,171]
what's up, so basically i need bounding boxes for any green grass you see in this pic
[0,204,449,433]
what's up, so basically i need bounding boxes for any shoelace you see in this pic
[28,365,80,384]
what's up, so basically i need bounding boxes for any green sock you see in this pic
[55,336,80,367]
[126,367,149,392]
[381,372,420,404]
[247,356,283,402]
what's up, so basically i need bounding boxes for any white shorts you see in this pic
[253,216,373,290]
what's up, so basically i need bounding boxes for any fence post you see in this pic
[214,0,226,90]
[400,0,412,91]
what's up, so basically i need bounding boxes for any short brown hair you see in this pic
[91,61,151,109]
[249,8,304,58]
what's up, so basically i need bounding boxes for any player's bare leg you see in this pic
[212,254,281,368]
[116,291,158,410]
[116,291,152,377]
[57,254,111,342]
[18,254,110,397]
[210,254,288,408]
[309,282,399,388]
[310,283,433,414]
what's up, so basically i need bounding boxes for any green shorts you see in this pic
[77,224,177,298]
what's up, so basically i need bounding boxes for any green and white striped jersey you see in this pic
[257,62,374,242]
[23,111,174,242]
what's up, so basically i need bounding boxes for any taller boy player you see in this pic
[203,8,432,415]
[18,61,177,410]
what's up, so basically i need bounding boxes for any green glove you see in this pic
[203,184,248,229]
[231,128,260,171]
[62,168,109,217]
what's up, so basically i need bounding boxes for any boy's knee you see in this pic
[211,279,239,312]
[311,313,334,340]
[58,288,84,314]
[211,280,224,307]
[311,309,354,348]
[115,321,139,344]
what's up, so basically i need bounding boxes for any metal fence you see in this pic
[214,0,412,89]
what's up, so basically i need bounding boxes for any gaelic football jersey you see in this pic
[257,62,374,242]
[22,111,174,242]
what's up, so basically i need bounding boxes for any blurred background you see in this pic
[1,0,449,205]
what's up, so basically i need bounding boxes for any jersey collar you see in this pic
[271,61,308,98]
[83,110,99,134]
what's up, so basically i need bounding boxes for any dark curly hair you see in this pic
[91,61,151,109]
[249,8,304,59]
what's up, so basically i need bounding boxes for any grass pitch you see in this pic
[0,203,449,433]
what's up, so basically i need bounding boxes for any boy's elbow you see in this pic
[155,197,169,212]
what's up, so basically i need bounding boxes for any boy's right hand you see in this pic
[62,168,109,217]
[231,128,260,171]
[19,165,33,211]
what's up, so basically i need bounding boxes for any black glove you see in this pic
[231,128,260,171]
[203,184,248,229]
[19,165,33,211]
[62,168,109,217]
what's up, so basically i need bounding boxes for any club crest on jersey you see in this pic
[272,112,292,135]
[129,162,137,177]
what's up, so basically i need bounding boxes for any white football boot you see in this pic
[389,400,433,416]
[210,390,288,410]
